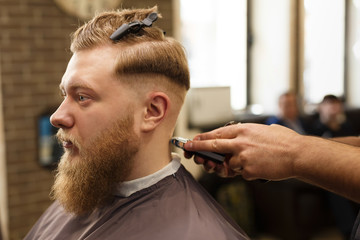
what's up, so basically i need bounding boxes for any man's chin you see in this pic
[56,153,82,174]
[65,145,80,155]
[61,147,81,160]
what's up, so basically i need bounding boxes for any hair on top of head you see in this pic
[109,12,159,41]
[70,6,162,51]
[321,94,342,103]
[70,6,190,91]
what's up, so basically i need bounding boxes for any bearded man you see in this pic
[24,6,249,240]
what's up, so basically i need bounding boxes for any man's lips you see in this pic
[62,141,74,149]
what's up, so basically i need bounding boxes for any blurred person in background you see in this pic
[311,94,355,138]
[266,91,308,134]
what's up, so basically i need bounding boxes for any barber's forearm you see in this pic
[331,136,360,147]
[294,135,360,203]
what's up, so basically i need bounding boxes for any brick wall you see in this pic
[0,1,76,239]
[0,0,174,239]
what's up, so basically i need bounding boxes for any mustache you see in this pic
[56,129,81,149]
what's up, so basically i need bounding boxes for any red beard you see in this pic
[51,115,139,216]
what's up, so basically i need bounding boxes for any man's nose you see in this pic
[50,102,74,129]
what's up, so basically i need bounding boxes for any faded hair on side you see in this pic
[70,6,190,91]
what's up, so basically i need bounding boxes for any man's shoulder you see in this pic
[143,165,250,239]
[24,201,74,240]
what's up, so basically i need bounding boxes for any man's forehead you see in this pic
[68,45,118,72]
[59,46,119,90]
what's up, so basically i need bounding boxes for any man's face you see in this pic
[50,46,140,215]
[51,45,140,160]
[279,94,298,120]
[319,100,343,123]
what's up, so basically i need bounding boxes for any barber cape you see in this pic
[25,155,249,240]
[352,211,360,240]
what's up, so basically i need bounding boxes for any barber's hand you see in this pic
[184,150,237,177]
[184,123,301,181]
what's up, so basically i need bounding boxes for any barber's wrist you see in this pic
[290,134,311,178]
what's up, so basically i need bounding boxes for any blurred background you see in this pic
[0,0,360,239]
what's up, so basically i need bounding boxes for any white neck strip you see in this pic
[114,153,181,197]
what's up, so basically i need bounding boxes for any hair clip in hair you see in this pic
[110,12,158,41]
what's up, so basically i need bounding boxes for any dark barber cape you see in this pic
[24,159,249,240]
[351,211,360,240]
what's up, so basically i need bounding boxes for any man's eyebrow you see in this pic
[59,80,95,92]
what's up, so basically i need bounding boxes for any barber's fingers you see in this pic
[184,138,235,154]
[184,151,194,159]
[194,155,238,178]
[193,124,242,141]
[193,155,205,164]
[203,160,217,173]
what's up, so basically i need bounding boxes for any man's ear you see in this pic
[141,92,170,132]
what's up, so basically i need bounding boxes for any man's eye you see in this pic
[79,95,89,101]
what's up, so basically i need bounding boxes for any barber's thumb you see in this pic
[184,141,194,150]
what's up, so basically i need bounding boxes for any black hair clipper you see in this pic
[170,137,226,164]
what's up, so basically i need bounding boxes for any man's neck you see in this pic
[125,135,173,181]
[114,154,181,197]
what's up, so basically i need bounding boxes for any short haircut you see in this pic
[70,6,190,91]
[321,94,342,104]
